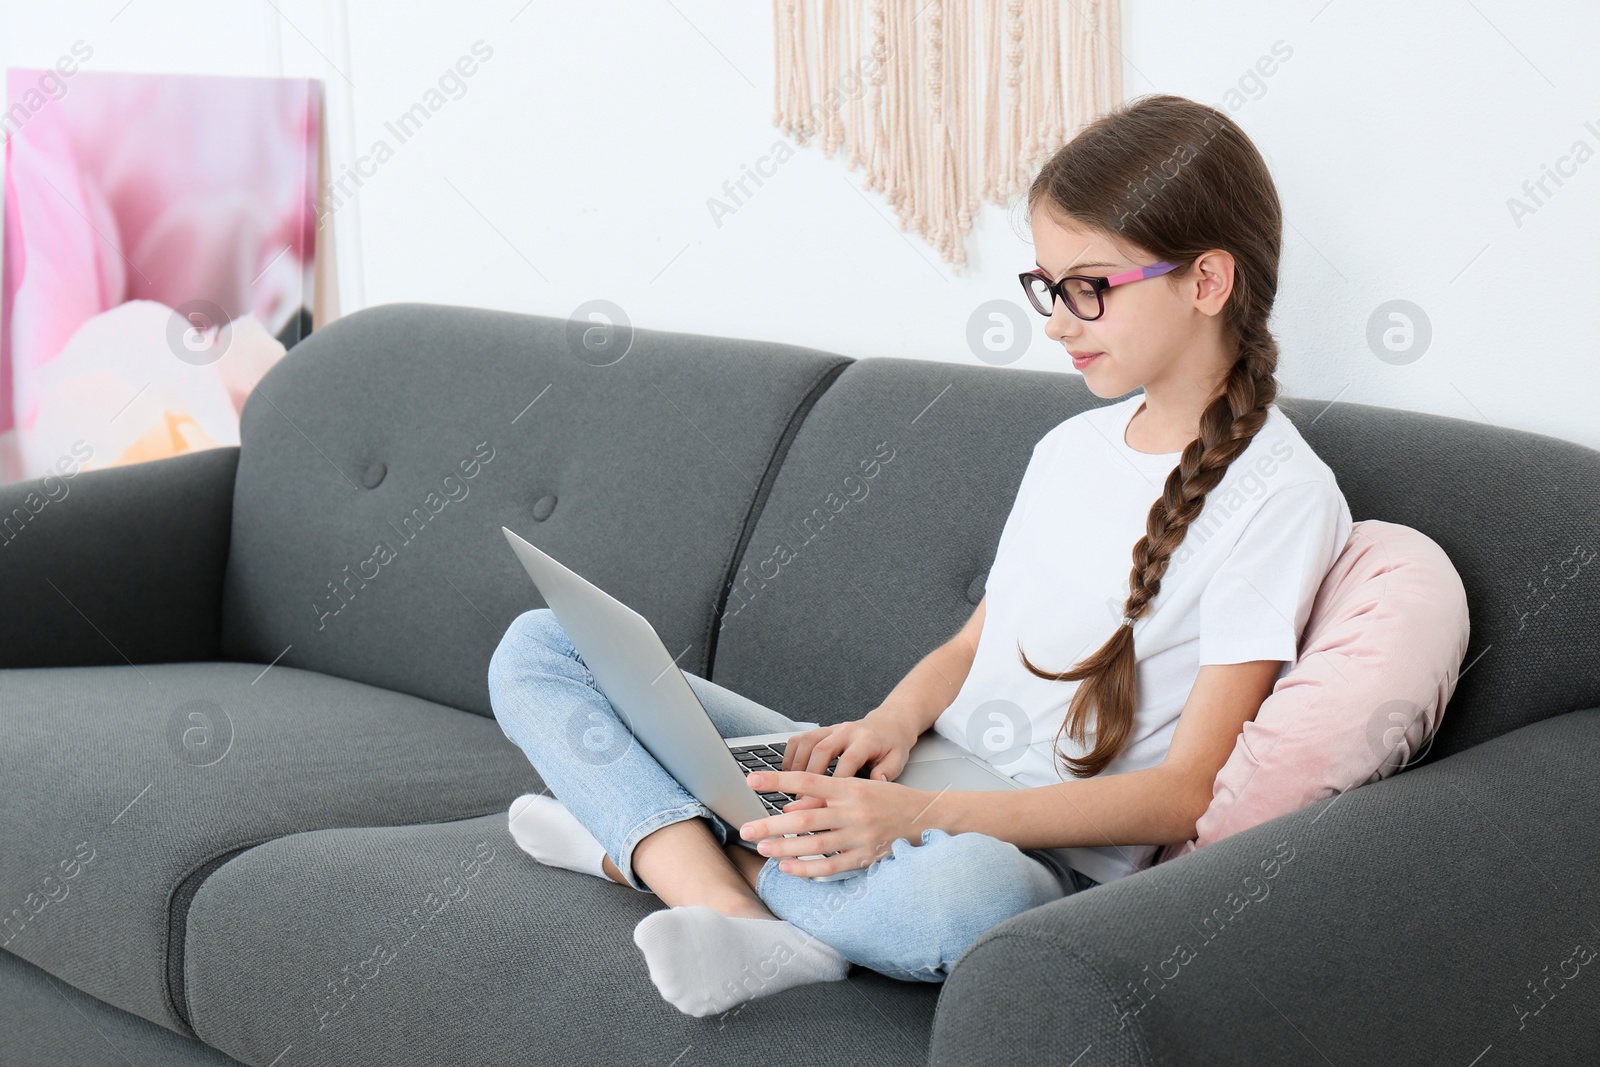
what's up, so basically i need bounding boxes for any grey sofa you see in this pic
[3,302,1597,1066]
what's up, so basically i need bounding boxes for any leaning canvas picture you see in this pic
[0,67,322,485]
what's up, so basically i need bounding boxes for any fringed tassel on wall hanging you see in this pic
[774,0,1122,273]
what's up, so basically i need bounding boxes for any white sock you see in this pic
[507,793,610,881]
[632,905,851,1017]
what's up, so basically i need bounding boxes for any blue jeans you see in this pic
[486,608,1099,984]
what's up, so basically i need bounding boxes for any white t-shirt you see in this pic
[932,391,1353,886]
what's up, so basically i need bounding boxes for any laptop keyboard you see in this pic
[728,741,840,850]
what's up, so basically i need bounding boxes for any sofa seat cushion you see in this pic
[1,949,244,1067]
[0,662,540,1035]
[181,813,938,1066]
[1160,518,1470,862]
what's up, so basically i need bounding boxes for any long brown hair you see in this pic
[1020,94,1283,779]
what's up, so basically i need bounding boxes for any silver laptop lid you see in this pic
[499,526,760,820]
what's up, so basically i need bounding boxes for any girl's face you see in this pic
[1029,210,1231,399]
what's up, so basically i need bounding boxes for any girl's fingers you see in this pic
[869,756,905,782]
[770,827,848,864]
[803,736,840,775]
[783,847,878,877]
[827,743,857,779]
[783,731,819,771]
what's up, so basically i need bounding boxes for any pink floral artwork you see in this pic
[1,68,321,484]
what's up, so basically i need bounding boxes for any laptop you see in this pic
[501,525,1033,883]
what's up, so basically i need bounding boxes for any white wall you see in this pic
[5,0,1598,448]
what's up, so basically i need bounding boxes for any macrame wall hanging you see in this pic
[773,0,1123,273]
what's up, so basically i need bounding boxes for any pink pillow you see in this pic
[1155,519,1470,864]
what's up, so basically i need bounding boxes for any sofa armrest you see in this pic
[930,708,1600,1066]
[0,447,237,668]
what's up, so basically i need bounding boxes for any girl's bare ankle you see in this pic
[600,854,627,885]
[717,899,779,921]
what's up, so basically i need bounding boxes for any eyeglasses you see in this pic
[1018,260,1180,321]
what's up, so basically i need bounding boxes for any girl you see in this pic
[487,93,1352,1018]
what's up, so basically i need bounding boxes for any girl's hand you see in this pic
[740,771,935,878]
[780,714,917,782]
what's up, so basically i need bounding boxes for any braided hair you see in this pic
[1019,94,1284,779]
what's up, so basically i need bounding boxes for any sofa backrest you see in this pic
[707,357,1074,725]
[220,303,849,717]
[709,362,1600,765]
[225,302,1600,762]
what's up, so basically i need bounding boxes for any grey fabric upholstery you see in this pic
[1276,396,1600,762]
[219,302,849,718]
[930,707,1600,1066]
[709,367,1600,759]
[0,661,539,1036]
[709,358,1091,726]
[0,949,243,1066]
[182,814,937,1066]
[4,302,1598,1064]
[0,446,237,669]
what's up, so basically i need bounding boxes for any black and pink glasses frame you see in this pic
[1019,260,1180,321]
